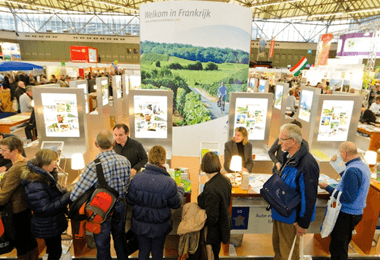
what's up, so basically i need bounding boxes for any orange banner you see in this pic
[315,33,333,65]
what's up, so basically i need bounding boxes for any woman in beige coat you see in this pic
[0,137,38,260]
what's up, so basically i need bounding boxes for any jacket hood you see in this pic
[21,161,57,187]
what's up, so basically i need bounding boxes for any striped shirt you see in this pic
[70,150,131,201]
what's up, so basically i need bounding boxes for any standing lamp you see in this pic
[71,153,85,180]
[230,155,242,183]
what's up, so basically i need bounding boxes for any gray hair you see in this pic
[96,130,114,149]
[280,123,302,144]
[339,142,357,156]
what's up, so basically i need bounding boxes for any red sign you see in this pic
[269,38,275,58]
[70,46,98,63]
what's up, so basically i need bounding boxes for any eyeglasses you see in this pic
[279,137,293,142]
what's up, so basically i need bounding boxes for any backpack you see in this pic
[84,158,119,234]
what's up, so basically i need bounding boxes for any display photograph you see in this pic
[259,80,266,92]
[101,79,109,106]
[234,97,268,140]
[298,90,313,122]
[140,1,252,126]
[274,84,283,109]
[41,93,80,137]
[329,78,343,90]
[134,95,168,139]
[317,100,354,141]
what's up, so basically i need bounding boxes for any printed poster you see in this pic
[298,90,313,122]
[134,95,168,138]
[317,100,354,141]
[274,85,283,110]
[247,78,257,93]
[259,80,267,93]
[42,93,80,137]
[235,98,268,140]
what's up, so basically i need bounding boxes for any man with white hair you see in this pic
[319,142,371,260]
[271,123,319,260]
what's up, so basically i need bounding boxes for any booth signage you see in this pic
[70,46,98,63]
[269,38,275,58]
[231,207,249,230]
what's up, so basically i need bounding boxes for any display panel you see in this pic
[317,100,354,141]
[247,78,257,93]
[88,48,97,63]
[274,84,283,109]
[134,95,168,139]
[130,75,141,90]
[41,93,80,137]
[234,98,268,140]
[258,80,266,93]
[101,79,108,105]
[115,77,122,99]
[77,84,89,114]
[298,90,314,122]
[41,141,64,156]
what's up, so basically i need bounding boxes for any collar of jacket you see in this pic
[144,164,170,177]
[281,141,309,168]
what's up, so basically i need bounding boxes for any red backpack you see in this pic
[84,158,119,234]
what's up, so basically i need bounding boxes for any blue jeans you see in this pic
[93,200,127,260]
[137,235,166,260]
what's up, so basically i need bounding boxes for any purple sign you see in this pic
[337,33,380,57]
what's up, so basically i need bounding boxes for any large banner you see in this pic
[315,33,333,66]
[337,33,380,57]
[140,1,252,126]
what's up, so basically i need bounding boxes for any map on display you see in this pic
[134,95,168,138]
[235,98,268,140]
[274,85,283,110]
[42,93,80,137]
[298,90,314,122]
[101,79,108,106]
[77,84,89,114]
[317,100,354,141]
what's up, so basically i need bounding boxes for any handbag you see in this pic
[124,229,139,256]
[320,189,342,238]
[260,172,301,217]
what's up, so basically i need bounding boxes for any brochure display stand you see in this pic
[308,94,363,160]
[296,86,321,141]
[269,83,289,145]
[69,80,89,114]
[111,75,123,125]
[228,92,274,157]
[129,89,173,158]
[32,86,87,157]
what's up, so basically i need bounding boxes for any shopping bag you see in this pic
[320,190,342,238]
[287,235,297,260]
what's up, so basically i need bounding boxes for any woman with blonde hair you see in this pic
[224,127,253,173]
[21,149,71,260]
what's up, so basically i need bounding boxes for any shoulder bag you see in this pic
[260,170,301,217]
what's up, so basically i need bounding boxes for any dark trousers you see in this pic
[13,209,38,256]
[44,235,62,260]
[25,125,36,140]
[137,235,166,260]
[330,211,362,260]
[93,200,127,260]
[188,233,221,260]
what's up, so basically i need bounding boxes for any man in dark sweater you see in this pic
[113,124,148,176]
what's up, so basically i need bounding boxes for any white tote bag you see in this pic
[321,189,342,238]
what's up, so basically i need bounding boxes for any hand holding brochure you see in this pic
[330,154,346,174]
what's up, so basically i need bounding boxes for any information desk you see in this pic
[0,112,31,133]
[223,183,329,255]
[357,126,380,152]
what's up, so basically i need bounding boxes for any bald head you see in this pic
[96,130,115,150]
[339,142,358,162]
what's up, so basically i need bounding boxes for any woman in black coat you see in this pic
[21,149,71,260]
[198,152,232,260]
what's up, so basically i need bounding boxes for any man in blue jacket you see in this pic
[272,123,319,260]
[319,142,371,260]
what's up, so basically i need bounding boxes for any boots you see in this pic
[17,247,39,260]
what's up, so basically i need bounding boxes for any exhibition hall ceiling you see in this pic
[1,0,380,22]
